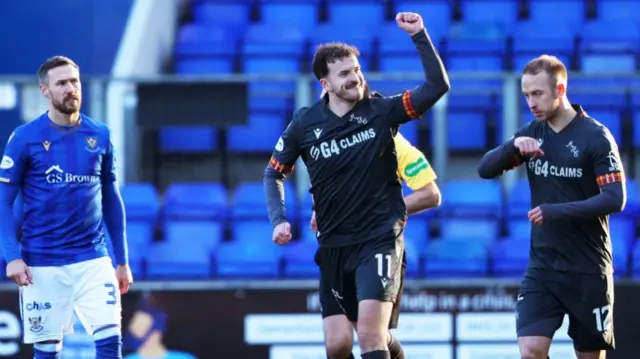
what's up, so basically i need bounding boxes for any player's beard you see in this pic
[53,95,81,115]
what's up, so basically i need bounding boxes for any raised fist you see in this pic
[395,12,424,36]
[514,136,545,158]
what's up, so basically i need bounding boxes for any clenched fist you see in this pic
[514,137,545,158]
[395,12,424,36]
[273,222,292,246]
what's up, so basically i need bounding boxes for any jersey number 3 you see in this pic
[104,283,118,305]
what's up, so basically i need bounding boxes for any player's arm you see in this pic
[264,112,303,228]
[477,137,525,179]
[385,13,450,125]
[477,123,542,179]
[0,131,27,263]
[541,130,626,220]
[101,129,128,266]
[396,134,441,214]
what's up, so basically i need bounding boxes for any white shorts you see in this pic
[19,257,122,344]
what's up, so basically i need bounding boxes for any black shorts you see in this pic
[516,267,615,352]
[316,233,405,329]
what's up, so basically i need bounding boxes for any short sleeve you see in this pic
[395,133,436,190]
[384,91,424,126]
[269,112,302,175]
[0,130,27,185]
[591,128,625,187]
[102,129,117,183]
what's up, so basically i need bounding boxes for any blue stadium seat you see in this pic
[581,20,640,53]
[193,3,249,25]
[580,54,636,74]
[159,126,217,152]
[507,179,531,239]
[598,1,640,21]
[440,179,502,216]
[625,180,639,215]
[423,239,488,278]
[529,0,584,24]
[440,219,498,245]
[232,182,297,244]
[403,235,423,278]
[215,240,282,278]
[511,21,576,70]
[491,238,529,278]
[460,1,517,28]
[612,235,631,277]
[327,2,384,28]
[446,112,488,150]
[633,111,640,147]
[260,1,319,34]
[282,240,318,278]
[119,183,159,250]
[378,22,445,73]
[611,215,636,251]
[242,24,305,75]
[146,242,212,278]
[163,183,228,250]
[174,25,238,74]
[632,240,640,278]
[446,22,506,72]
[227,113,285,152]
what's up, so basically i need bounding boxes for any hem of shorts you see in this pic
[24,250,109,267]
[360,295,395,303]
[23,333,66,344]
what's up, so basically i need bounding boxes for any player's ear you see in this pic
[39,84,50,99]
[319,79,329,92]
[556,83,566,98]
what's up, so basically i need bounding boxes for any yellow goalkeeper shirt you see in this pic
[395,132,437,190]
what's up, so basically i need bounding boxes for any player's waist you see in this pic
[22,243,109,267]
[317,219,405,247]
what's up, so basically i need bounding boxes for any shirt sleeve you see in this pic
[269,111,303,175]
[591,128,625,187]
[0,130,27,185]
[102,129,117,183]
[395,133,436,190]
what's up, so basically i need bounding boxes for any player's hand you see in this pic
[273,222,292,245]
[115,264,133,295]
[395,12,424,36]
[528,206,544,226]
[514,137,545,158]
[310,211,318,232]
[6,259,32,286]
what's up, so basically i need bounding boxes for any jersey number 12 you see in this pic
[592,304,611,333]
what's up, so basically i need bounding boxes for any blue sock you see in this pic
[33,343,61,359]
[95,335,122,359]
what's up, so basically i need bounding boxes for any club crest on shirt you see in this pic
[84,137,99,153]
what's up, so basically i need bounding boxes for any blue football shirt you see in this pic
[0,113,116,266]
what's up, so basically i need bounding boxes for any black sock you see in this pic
[387,334,405,359]
[327,353,355,359]
[361,350,390,359]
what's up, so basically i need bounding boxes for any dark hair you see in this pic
[312,42,360,80]
[522,55,568,86]
[37,56,79,84]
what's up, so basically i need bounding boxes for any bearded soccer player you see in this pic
[0,56,133,359]
[311,127,440,359]
[477,55,625,359]
[264,12,449,359]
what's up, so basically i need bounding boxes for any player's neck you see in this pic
[327,95,357,117]
[547,102,577,133]
[47,109,80,127]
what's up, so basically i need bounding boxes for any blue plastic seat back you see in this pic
[491,238,530,277]
[194,3,249,25]
[159,126,218,153]
[424,239,489,278]
[440,219,498,244]
[146,242,212,278]
[282,241,319,278]
[260,2,319,34]
[327,3,384,28]
[529,1,584,24]
[441,180,502,217]
[215,241,282,278]
[460,1,517,28]
[164,182,228,219]
[233,182,297,219]
[507,179,531,217]
[174,25,239,56]
[599,1,640,21]
[119,183,159,220]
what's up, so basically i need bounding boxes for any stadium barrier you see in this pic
[0,278,638,359]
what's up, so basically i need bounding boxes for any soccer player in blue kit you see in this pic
[0,56,133,359]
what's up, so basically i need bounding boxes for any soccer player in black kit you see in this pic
[263,12,449,359]
[478,55,626,359]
